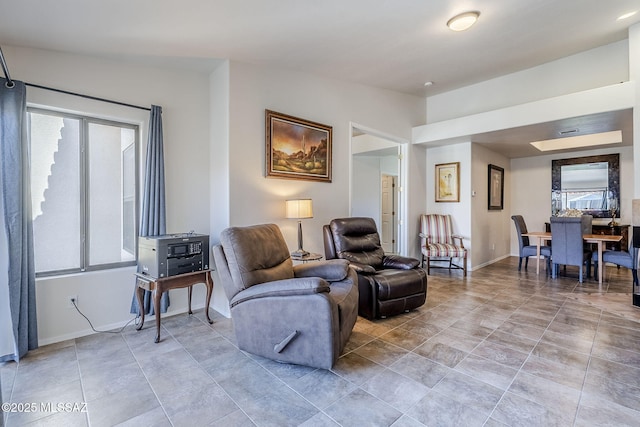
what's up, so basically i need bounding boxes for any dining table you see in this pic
[522,231,622,285]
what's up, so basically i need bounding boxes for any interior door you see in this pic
[381,174,395,253]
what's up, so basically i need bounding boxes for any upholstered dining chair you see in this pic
[592,242,639,286]
[550,215,593,283]
[213,223,359,369]
[511,215,552,272]
[419,214,467,276]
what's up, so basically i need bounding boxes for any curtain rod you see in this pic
[25,83,151,111]
[0,45,150,111]
[0,45,14,87]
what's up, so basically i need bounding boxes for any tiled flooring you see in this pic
[2,257,640,426]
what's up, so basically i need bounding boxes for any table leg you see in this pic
[135,283,145,331]
[598,241,604,285]
[204,271,213,324]
[154,289,162,343]
[188,285,193,315]
[535,237,542,275]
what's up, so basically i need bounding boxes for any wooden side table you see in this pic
[291,252,323,263]
[592,224,629,251]
[135,270,213,343]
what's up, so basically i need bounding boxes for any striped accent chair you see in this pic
[419,214,467,276]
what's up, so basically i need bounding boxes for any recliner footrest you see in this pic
[372,269,427,301]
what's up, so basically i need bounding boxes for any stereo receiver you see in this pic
[137,233,209,278]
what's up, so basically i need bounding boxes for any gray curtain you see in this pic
[0,78,38,362]
[131,105,169,315]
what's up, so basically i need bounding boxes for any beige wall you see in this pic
[11,47,426,343]
[426,40,629,122]
[419,39,637,269]
[425,143,472,266]
[223,60,426,252]
[207,60,427,314]
[471,144,511,268]
[510,146,634,255]
[3,44,212,344]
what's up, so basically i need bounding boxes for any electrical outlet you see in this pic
[67,295,78,309]
[492,243,496,251]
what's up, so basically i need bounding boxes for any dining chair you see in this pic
[592,242,639,286]
[511,215,552,273]
[550,216,593,283]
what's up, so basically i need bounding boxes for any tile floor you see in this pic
[2,257,640,426]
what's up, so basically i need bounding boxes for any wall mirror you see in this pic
[551,154,620,218]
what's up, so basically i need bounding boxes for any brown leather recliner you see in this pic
[323,217,427,319]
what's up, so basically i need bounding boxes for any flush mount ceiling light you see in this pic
[530,130,622,152]
[447,11,480,31]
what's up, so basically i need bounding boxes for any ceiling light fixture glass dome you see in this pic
[447,11,480,31]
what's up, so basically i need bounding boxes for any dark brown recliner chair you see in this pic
[323,217,427,319]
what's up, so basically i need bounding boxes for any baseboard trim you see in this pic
[471,254,511,271]
[38,303,210,346]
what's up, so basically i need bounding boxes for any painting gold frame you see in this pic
[435,162,460,202]
[265,110,332,182]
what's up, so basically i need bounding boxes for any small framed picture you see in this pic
[435,162,460,202]
[265,110,332,182]
[488,164,504,210]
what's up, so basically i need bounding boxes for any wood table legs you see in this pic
[535,238,542,275]
[135,270,214,343]
[596,241,604,285]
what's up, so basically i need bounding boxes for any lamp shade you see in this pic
[286,199,313,219]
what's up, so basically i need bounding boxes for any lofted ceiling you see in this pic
[0,1,638,157]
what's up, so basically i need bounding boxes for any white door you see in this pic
[381,174,396,253]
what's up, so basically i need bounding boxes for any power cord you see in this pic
[70,298,138,334]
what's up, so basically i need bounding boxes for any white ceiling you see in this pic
[1,0,639,96]
[1,0,638,157]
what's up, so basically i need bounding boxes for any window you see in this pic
[28,108,139,276]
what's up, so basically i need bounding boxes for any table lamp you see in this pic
[286,199,313,258]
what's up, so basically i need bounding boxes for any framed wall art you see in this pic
[435,162,459,202]
[265,110,332,182]
[488,164,504,210]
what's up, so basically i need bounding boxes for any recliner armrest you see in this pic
[348,261,377,274]
[230,277,330,307]
[382,254,420,270]
[293,259,349,281]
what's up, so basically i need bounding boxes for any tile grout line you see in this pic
[73,340,91,427]
[571,302,603,427]
[122,322,181,426]
[483,291,571,425]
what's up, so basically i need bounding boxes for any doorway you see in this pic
[380,174,397,253]
[350,123,408,255]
